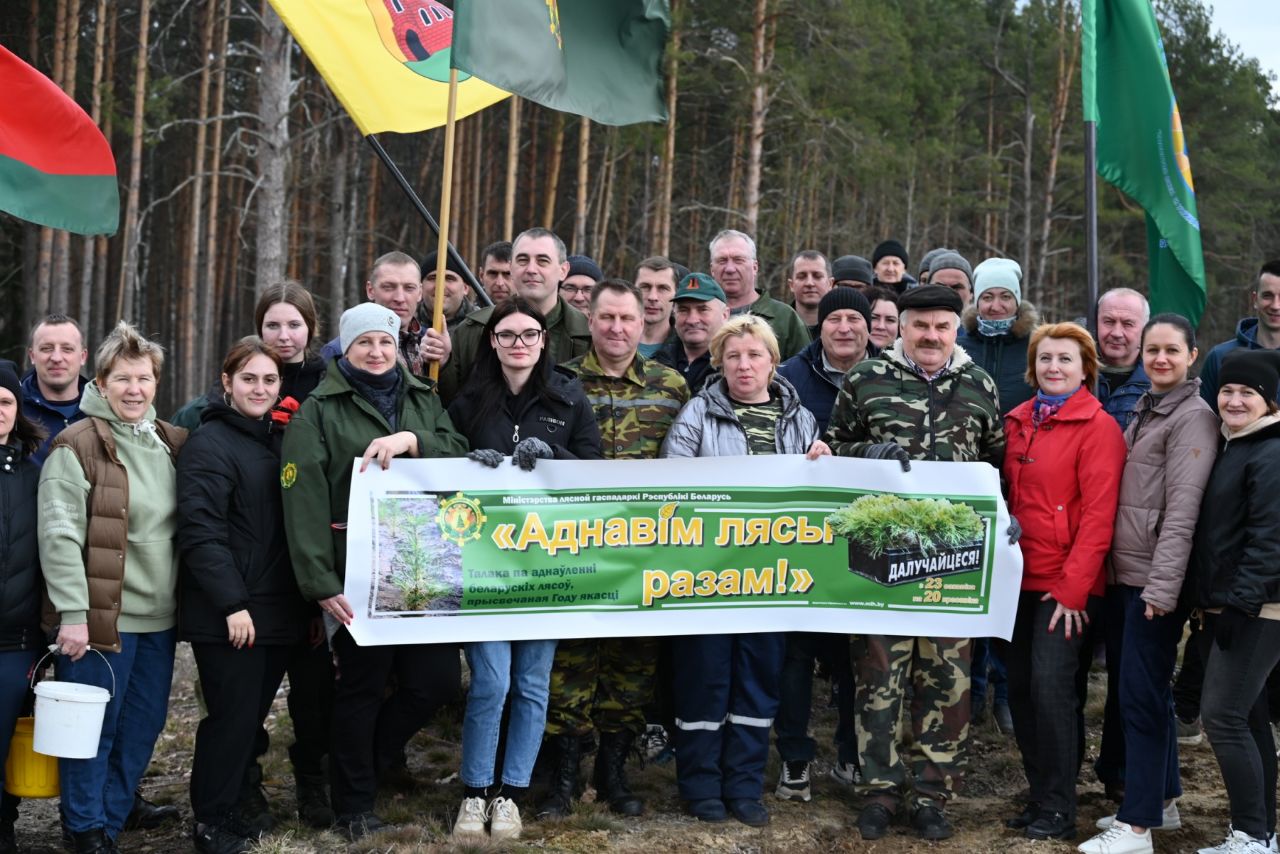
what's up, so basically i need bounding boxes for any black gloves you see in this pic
[860,442,912,472]
[1007,516,1022,545]
[466,449,504,468]
[512,437,554,471]
[1213,607,1250,652]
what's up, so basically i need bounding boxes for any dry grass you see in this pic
[11,645,1233,853]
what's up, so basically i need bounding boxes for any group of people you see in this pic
[0,224,1277,854]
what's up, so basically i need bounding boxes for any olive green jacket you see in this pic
[280,361,468,601]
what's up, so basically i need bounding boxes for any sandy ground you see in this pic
[10,644,1234,853]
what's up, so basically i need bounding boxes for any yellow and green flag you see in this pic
[267,0,509,135]
[1082,0,1207,324]
[451,0,669,126]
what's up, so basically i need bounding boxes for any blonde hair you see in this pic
[95,320,165,383]
[1026,322,1099,392]
[710,314,781,368]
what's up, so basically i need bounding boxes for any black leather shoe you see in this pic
[1025,810,1076,840]
[912,805,954,840]
[686,798,728,822]
[192,822,252,854]
[1005,801,1040,829]
[69,829,116,854]
[334,812,390,841]
[857,803,894,840]
[727,798,770,827]
[123,792,180,831]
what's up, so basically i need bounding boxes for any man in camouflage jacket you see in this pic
[823,285,1004,841]
[538,279,690,819]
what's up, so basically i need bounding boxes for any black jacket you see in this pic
[280,354,326,404]
[447,366,603,459]
[776,338,879,434]
[655,341,715,395]
[0,442,43,651]
[1188,418,1280,615]
[176,400,309,645]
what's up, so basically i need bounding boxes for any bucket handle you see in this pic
[30,644,116,699]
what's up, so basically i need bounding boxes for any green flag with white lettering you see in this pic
[1082,0,1206,324]
[450,0,669,126]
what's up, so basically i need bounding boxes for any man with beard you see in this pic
[824,285,1004,842]
[786,250,834,336]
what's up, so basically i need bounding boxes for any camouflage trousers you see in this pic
[544,636,659,737]
[853,634,971,810]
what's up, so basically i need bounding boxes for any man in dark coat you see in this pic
[656,273,730,394]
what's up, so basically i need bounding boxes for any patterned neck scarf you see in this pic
[1032,387,1078,428]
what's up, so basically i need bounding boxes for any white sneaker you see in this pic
[775,760,811,802]
[1096,800,1181,831]
[1078,822,1153,854]
[489,796,522,841]
[452,796,487,837]
[829,759,861,786]
[1198,829,1272,854]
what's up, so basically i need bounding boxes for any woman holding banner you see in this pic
[1000,322,1125,843]
[280,303,468,841]
[660,314,829,827]
[446,296,601,841]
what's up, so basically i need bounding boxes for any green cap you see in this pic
[674,272,726,303]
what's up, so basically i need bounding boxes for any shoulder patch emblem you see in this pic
[281,462,298,489]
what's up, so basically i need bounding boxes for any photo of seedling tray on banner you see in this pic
[342,455,1023,645]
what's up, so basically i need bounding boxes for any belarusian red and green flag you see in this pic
[0,44,119,235]
[1082,0,1207,324]
[451,0,670,126]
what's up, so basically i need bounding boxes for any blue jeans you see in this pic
[0,649,39,803]
[461,639,557,789]
[57,629,176,837]
[971,637,1008,706]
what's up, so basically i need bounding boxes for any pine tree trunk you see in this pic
[1034,0,1080,301]
[254,0,291,297]
[199,0,230,380]
[503,96,520,241]
[328,121,351,334]
[90,0,117,342]
[573,116,590,254]
[657,4,679,257]
[116,0,151,322]
[50,0,81,311]
[745,0,774,238]
[77,0,108,333]
[542,113,565,229]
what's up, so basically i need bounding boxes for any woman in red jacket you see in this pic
[999,322,1126,843]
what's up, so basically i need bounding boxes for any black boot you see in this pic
[123,789,180,831]
[230,762,274,836]
[293,770,334,829]
[69,829,116,854]
[593,730,643,816]
[535,734,580,819]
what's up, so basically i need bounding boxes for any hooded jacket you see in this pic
[38,383,186,650]
[1003,389,1126,610]
[955,301,1039,416]
[824,339,1005,467]
[281,360,469,601]
[20,369,88,465]
[1198,317,1280,407]
[0,440,43,651]
[660,374,818,458]
[1106,380,1219,612]
[176,400,309,645]
[777,337,880,434]
[446,365,603,460]
[1188,415,1280,616]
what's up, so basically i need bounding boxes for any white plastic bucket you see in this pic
[30,648,115,760]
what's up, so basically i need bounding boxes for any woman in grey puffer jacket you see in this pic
[659,315,828,829]
[1083,314,1218,854]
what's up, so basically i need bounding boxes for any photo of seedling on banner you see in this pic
[827,494,989,588]
[372,496,464,613]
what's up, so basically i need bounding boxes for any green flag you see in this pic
[451,0,669,126]
[1082,0,1206,324]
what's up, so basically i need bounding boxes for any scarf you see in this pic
[339,358,402,429]
[977,316,1016,337]
[1032,387,1079,429]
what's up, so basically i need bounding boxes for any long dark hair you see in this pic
[254,281,320,358]
[461,297,556,431]
[5,406,46,458]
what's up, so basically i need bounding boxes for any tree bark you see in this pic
[745,0,775,238]
[90,0,117,341]
[657,0,680,256]
[573,116,590,254]
[1034,0,1081,299]
[328,120,351,334]
[254,0,292,297]
[542,113,565,230]
[503,96,520,241]
[116,0,151,323]
[77,0,108,333]
[199,0,230,380]
[50,0,81,311]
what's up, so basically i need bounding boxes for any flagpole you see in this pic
[427,68,462,383]
[363,133,492,309]
[1084,120,1100,335]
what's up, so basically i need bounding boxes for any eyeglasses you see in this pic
[561,284,593,297]
[493,329,544,347]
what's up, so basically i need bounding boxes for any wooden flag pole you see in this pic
[429,68,461,383]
